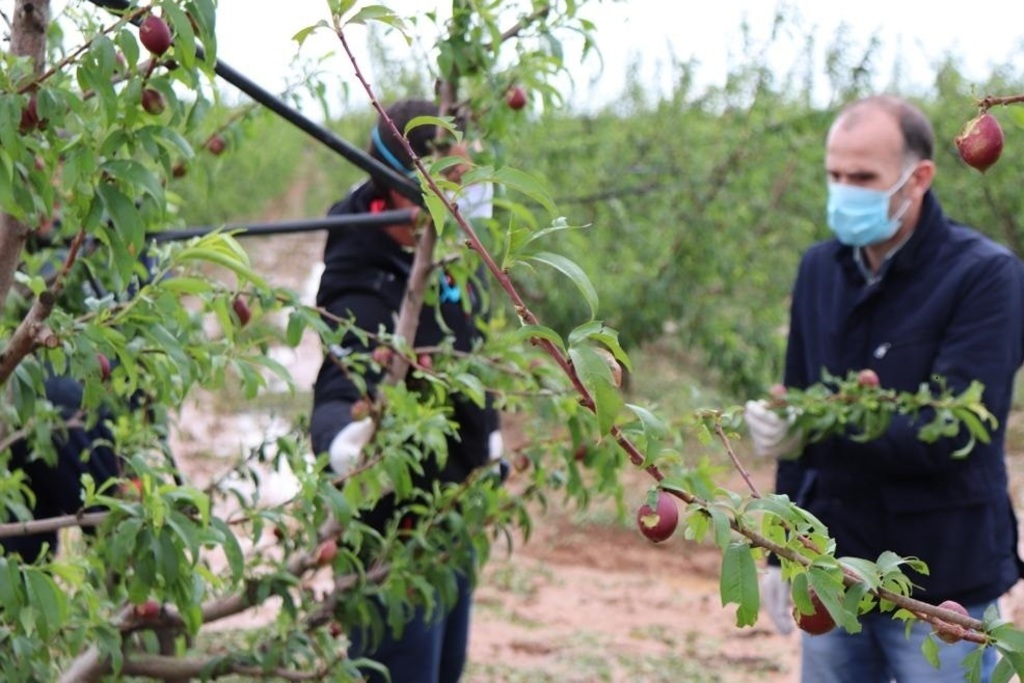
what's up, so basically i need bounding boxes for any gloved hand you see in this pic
[487,430,509,483]
[760,566,794,635]
[488,430,504,462]
[743,400,804,459]
[328,418,374,476]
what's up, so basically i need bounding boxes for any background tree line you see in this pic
[175,25,1024,402]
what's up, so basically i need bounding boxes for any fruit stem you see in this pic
[976,94,1024,112]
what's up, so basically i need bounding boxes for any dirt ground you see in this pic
[166,188,1024,683]
[466,473,803,683]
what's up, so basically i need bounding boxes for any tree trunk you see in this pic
[0,0,49,317]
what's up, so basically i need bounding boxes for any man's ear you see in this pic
[912,160,936,197]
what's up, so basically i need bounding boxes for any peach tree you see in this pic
[1,1,1024,681]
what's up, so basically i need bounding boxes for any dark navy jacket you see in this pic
[310,181,498,532]
[776,190,1024,605]
[3,376,121,563]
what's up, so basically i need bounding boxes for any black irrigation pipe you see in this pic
[149,210,415,243]
[87,0,425,207]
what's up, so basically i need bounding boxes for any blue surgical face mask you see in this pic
[826,165,916,247]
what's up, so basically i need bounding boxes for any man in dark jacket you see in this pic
[744,95,1024,682]
[309,99,501,683]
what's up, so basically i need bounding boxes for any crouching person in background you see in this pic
[2,373,122,563]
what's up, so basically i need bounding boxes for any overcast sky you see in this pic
[4,1,1023,112]
[209,0,1024,113]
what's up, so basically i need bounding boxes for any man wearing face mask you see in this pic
[744,94,1024,682]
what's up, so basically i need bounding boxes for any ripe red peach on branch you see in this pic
[953,93,1024,173]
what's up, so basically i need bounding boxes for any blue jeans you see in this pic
[801,601,997,683]
[347,568,473,683]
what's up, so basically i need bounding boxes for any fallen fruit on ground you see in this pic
[636,490,679,543]
[139,15,172,56]
[955,112,1003,173]
[793,589,836,636]
[934,599,970,644]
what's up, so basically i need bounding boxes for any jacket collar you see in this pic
[835,189,949,284]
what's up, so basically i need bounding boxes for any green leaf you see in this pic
[493,166,557,216]
[719,541,759,627]
[990,623,1024,652]
[525,251,598,319]
[837,557,881,591]
[292,20,331,47]
[157,276,214,295]
[23,568,68,639]
[453,372,487,408]
[177,246,266,289]
[920,634,941,669]
[746,493,803,525]
[624,403,668,440]
[97,183,144,251]
[806,567,860,634]
[511,324,565,353]
[991,651,1024,683]
[568,345,623,434]
[210,517,245,581]
[706,505,733,550]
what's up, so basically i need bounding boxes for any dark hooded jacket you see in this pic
[310,180,498,533]
[775,189,1024,605]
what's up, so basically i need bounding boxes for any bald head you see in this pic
[831,95,935,164]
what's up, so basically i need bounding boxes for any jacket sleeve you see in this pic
[309,291,393,456]
[834,252,1024,476]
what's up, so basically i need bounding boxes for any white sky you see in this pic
[210,0,1024,113]
[4,1,1023,112]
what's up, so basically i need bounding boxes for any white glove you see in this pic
[328,418,374,476]
[743,399,804,459]
[488,430,504,463]
[760,566,794,635]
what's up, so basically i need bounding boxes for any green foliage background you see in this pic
[173,32,1024,402]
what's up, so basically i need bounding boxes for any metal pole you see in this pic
[149,210,415,243]
[87,0,424,206]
